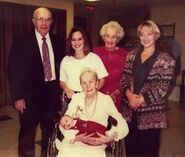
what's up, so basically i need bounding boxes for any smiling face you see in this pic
[71,31,85,54]
[103,27,119,51]
[80,71,98,98]
[139,26,159,49]
[32,8,53,37]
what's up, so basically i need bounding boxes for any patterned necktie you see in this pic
[42,37,52,80]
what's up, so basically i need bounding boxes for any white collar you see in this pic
[35,29,49,40]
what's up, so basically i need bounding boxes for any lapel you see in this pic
[26,32,44,76]
[49,33,61,66]
[31,33,43,64]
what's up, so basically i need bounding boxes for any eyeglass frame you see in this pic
[33,17,53,23]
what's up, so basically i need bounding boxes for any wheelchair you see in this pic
[47,122,125,157]
[47,122,60,157]
[47,92,125,157]
[47,91,67,157]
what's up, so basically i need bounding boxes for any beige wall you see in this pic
[150,4,185,101]
[0,0,74,35]
[150,4,185,80]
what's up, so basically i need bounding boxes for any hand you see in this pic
[126,89,143,110]
[126,89,138,106]
[75,133,94,143]
[60,82,75,98]
[85,132,117,146]
[14,99,26,114]
[60,115,74,129]
[65,88,75,99]
[132,95,144,110]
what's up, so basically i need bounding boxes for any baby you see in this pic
[56,115,117,145]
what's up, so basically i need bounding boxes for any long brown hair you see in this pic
[66,27,91,56]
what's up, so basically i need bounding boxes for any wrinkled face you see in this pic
[103,27,119,50]
[139,26,158,49]
[80,72,98,98]
[32,8,52,37]
[71,31,84,53]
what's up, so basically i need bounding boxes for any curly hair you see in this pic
[100,21,125,42]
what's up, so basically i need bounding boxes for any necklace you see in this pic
[84,93,98,119]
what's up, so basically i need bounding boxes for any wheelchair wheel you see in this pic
[47,123,63,157]
[106,140,125,157]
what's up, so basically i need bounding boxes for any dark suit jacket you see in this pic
[8,31,65,107]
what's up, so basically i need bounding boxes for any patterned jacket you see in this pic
[120,50,176,130]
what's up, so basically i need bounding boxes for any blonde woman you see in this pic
[93,21,127,112]
[120,20,176,157]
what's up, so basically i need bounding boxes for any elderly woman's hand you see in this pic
[85,132,117,146]
[60,115,74,129]
[75,133,94,143]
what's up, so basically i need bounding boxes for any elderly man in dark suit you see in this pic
[8,7,65,157]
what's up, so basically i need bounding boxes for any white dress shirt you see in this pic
[35,29,56,81]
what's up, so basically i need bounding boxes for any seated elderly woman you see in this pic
[56,68,129,157]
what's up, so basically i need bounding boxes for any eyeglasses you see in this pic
[104,34,118,40]
[34,17,52,23]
